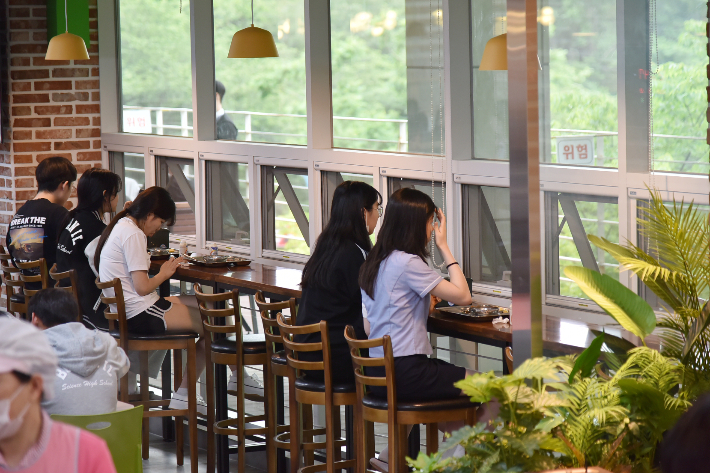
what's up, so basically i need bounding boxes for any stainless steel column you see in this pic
[507,0,542,366]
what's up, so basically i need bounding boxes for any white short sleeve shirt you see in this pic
[362,250,443,358]
[98,217,159,318]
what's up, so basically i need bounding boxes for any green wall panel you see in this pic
[47,0,90,48]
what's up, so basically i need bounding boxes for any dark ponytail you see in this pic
[359,188,435,299]
[70,168,122,218]
[94,186,176,271]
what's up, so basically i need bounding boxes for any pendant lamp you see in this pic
[228,0,279,58]
[479,33,507,71]
[46,0,89,60]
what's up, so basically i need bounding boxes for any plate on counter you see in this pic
[149,248,180,260]
[183,255,251,268]
[438,304,509,322]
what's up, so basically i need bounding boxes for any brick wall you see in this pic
[1,0,102,237]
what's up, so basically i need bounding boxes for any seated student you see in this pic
[28,288,130,416]
[6,156,77,290]
[296,181,381,384]
[95,186,207,414]
[56,168,123,331]
[659,393,710,473]
[359,188,474,471]
[0,316,116,473]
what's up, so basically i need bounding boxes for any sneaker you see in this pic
[227,370,264,397]
[169,391,208,416]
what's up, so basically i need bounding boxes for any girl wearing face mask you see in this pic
[296,181,382,384]
[0,316,116,472]
[94,186,207,413]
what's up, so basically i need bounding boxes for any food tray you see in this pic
[149,248,180,260]
[183,255,251,268]
[438,304,509,322]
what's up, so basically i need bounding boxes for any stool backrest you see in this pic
[51,405,144,473]
[254,291,297,356]
[96,277,128,345]
[49,263,81,321]
[16,258,48,304]
[194,284,244,359]
[344,325,397,412]
[0,247,24,309]
[277,313,334,391]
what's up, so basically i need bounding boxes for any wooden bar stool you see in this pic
[344,326,479,473]
[0,247,26,318]
[49,263,81,321]
[194,284,269,473]
[16,258,48,306]
[277,314,357,473]
[255,291,319,473]
[96,277,199,473]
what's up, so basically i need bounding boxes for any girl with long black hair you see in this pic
[56,168,122,331]
[296,181,382,384]
[94,186,207,413]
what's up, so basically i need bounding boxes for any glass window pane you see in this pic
[119,0,193,136]
[321,171,376,244]
[330,0,444,154]
[545,192,619,299]
[206,161,250,246]
[261,167,310,255]
[541,0,618,168]
[213,0,307,145]
[156,157,196,239]
[109,151,145,209]
[462,185,511,287]
[651,1,708,173]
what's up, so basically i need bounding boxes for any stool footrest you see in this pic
[299,459,356,473]
[226,389,266,402]
[215,414,268,437]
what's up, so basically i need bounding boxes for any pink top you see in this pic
[0,411,116,473]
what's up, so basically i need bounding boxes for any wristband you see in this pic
[446,262,459,269]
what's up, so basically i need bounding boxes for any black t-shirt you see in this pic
[6,199,69,289]
[217,113,239,140]
[56,210,108,330]
[295,240,368,385]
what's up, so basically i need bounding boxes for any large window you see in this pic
[206,161,250,247]
[212,0,307,145]
[119,0,193,136]
[545,192,619,299]
[330,0,445,154]
[462,185,511,288]
[109,152,145,209]
[650,0,709,173]
[321,171,375,226]
[156,157,196,239]
[261,166,310,256]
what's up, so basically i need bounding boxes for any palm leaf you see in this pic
[682,302,710,361]
[568,333,604,382]
[564,266,656,342]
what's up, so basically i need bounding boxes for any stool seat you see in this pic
[109,329,199,341]
[271,350,287,365]
[211,334,267,355]
[362,394,477,412]
[295,375,355,394]
[10,294,24,304]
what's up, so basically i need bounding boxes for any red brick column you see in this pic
[2,0,102,236]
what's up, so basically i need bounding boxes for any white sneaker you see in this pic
[169,391,208,416]
[227,370,264,397]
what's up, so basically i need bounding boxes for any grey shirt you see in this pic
[362,251,443,358]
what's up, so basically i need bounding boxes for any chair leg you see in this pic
[302,403,314,466]
[396,424,409,473]
[140,351,150,460]
[354,406,366,473]
[325,401,335,473]
[388,420,399,473]
[206,349,216,473]
[237,362,246,473]
[187,342,199,473]
[265,363,277,473]
[425,423,438,455]
[174,349,184,466]
[365,421,375,471]
[331,405,342,464]
[288,381,301,473]
[466,407,477,426]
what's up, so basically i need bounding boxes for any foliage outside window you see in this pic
[206,161,250,246]
[261,166,310,255]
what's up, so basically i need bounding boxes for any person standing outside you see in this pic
[216,80,239,140]
[6,157,77,290]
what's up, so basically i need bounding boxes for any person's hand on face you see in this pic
[431,208,448,249]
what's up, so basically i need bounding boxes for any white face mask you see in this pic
[0,385,30,440]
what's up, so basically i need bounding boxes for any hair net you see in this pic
[0,316,58,400]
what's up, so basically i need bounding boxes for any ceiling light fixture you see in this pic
[228,0,279,58]
[45,0,89,61]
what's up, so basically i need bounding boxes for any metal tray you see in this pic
[438,304,509,322]
[149,248,180,260]
[183,255,251,268]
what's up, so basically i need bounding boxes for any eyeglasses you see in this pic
[376,205,383,217]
